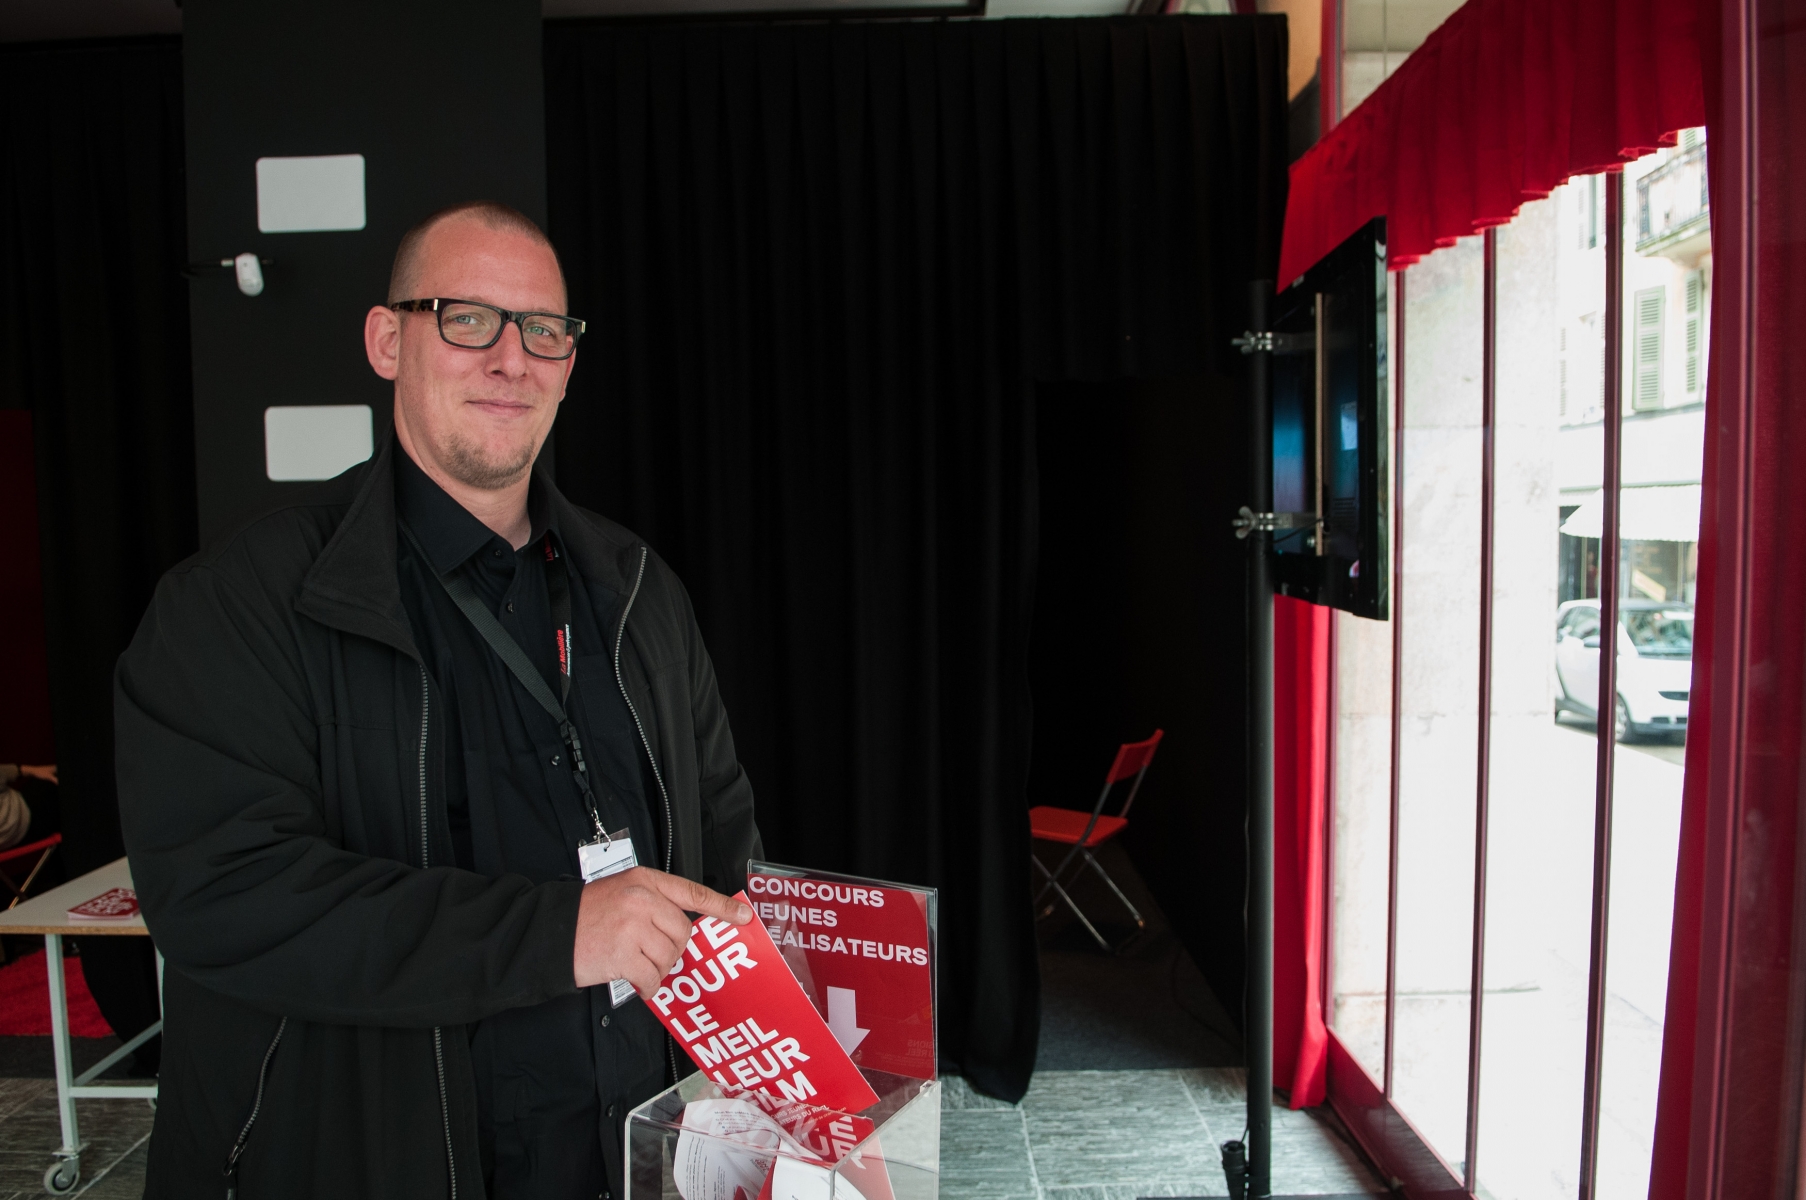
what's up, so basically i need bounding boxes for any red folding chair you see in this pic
[0,832,61,910]
[1029,730,1163,952]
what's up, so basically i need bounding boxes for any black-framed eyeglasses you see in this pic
[392,298,586,361]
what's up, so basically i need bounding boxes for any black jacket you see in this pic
[115,439,762,1199]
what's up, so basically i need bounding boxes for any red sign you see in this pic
[649,891,879,1115]
[746,864,936,1081]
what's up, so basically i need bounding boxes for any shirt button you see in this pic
[599,1013,611,1028]
[505,601,514,613]
[606,1104,618,1118]
[492,548,503,558]
[551,753,562,767]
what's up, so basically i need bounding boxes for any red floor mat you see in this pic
[0,949,114,1037]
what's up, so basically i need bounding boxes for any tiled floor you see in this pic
[0,1069,1382,1198]
[0,1079,152,1199]
[941,1070,1386,1200]
[1034,844,1242,1075]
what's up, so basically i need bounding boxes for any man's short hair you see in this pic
[387,201,564,305]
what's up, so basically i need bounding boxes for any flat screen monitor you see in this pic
[1267,218,1390,620]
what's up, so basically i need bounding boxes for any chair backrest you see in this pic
[0,832,60,866]
[1105,730,1164,786]
[1077,729,1164,837]
[1107,729,1162,819]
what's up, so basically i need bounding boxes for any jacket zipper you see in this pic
[223,1016,288,1199]
[613,547,674,875]
[612,547,684,1084]
[418,666,458,1200]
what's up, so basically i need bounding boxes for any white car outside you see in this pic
[1553,599,1693,742]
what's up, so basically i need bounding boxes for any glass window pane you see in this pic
[1390,233,1485,1171]
[1331,586,1395,1075]
[1339,0,1467,116]
[1598,135,1707,1199]
[1471,183,1608,1200]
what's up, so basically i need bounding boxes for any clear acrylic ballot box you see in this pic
[627,1067,941,1200]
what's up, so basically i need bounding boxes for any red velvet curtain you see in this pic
[1273,594,1330,1108]
[1649,1,1806,1195]
[1278,0,1706,284]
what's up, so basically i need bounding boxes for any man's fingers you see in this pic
[653,872,751,924]
[576,870,749,994]
[649,902,693,952]
[634,939,682,994]
[615,931,673,997]
[643,918,689,974]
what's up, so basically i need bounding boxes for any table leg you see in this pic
[43,932,84,1171]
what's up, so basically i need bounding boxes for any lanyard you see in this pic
[400,521,608,844]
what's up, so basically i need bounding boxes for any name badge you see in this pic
[579,830,637,884]
[577,830,642,1009]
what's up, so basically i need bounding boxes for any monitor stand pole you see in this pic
[1223,278,1275,1200]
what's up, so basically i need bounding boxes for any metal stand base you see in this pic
[42,931,162,1194]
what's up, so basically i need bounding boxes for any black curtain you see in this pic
[1030,378,1255,1029]
[0,38,196,1067]
[546,14,1286,1099]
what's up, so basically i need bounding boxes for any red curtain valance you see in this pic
[1278,0,1707,285]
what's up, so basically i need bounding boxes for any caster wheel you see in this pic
[44,1158,80,1195]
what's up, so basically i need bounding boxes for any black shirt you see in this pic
[393,451,666,1200]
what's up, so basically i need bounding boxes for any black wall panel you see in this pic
[184,0,546,542]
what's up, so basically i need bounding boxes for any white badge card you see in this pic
[578,829,636,884]
[576,830,643,1008]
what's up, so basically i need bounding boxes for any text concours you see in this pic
[747,875,927,965]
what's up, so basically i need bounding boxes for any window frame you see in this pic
[1318,171,1636,1199]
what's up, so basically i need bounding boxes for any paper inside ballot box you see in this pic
[648,893,879,1114]
[671,1097,893,1200]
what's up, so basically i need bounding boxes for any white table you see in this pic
[0,857,160,1195]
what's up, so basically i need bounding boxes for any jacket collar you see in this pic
[296,434,644,657]
[296,436,419,659]
[540,476,642,612]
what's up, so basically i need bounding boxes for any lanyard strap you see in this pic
[401,522,606,842]
[542,535,575,705]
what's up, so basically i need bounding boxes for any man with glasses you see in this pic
[116,202,762,1200]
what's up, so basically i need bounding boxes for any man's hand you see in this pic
[573,867,751,994]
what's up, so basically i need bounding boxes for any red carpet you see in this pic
[0,949,114,1037]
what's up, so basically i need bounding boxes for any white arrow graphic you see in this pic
[825,987,869,1054]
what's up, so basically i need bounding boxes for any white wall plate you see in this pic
[264,405,374,481]
[255,154,366,233]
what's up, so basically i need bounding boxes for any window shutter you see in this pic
[1684,270,1704,396]
[1634,286,1665,410]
